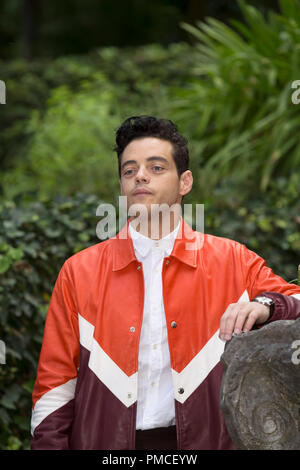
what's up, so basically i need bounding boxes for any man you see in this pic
[31,115,300,450]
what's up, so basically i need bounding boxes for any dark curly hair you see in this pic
[114,115,189,178]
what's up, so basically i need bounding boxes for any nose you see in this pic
[135,166,150,183]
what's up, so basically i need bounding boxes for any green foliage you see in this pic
[2,1,300,202]
[0,193,102,449]
[0,56,96,163]
[176,0,300,196]
[203,173,300,282]
[0,43,198,202]
[4,76,122,201]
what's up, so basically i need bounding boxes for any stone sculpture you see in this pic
[220,318,300,450]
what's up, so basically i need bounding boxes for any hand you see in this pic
[219,301,270,342]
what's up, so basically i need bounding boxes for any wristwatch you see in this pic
[251,296,275,317]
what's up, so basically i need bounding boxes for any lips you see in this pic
[132,188,153,196]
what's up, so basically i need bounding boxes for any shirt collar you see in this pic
[129,220,180,258]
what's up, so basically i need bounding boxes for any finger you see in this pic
[232,305,253,334]
[242,310,259,333]
[220,303,249,341]
[219,304,235,340]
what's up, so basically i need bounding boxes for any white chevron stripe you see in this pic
[78,313,137,408]
[31,378,77,435]
[172,289,250,404]
[88,337,138,407]
[237,289,250,303]
[78,312,94,351]
[172,328,225,404]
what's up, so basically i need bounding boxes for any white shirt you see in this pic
[129,220,180,430]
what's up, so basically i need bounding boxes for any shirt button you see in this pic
[171,321,177,328]
[178,388,184,394]
[130,326,135,332]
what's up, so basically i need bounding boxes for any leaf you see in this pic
[6,436,22,450]
[0,255,11,274]
[8,246,24,261]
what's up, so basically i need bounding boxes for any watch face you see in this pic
[256,297,273,305]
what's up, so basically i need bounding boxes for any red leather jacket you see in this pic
[31,217,300,449]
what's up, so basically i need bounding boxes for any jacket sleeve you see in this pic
[240,244,300,322]
[31,259,80,450]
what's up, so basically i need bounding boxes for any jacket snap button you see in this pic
[178,388,184,394]
[130,326,135,332]
[171,321,177,328]
[166,260,170,265]
[137,265,141,270]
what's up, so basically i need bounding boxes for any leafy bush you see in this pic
[204,173,300,282]
[0,43,198,202]
[2,76,122,201]
[2,1,300,204]
[173,0,300,196]
[0,193,101,449]
[0,56,97,175]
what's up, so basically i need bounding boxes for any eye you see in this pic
[153,165,163,172]
[123,168,134,176]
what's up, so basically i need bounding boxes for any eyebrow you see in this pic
[121,156,169,172]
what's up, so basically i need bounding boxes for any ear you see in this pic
[179,170,193,197]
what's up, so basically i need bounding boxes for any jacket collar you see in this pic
[112,216,203,271]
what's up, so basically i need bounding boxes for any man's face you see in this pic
[119,137,192,217]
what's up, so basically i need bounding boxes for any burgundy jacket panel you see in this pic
[176,362,235,450]
[70,346,136,450]
[31,400,74,450]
